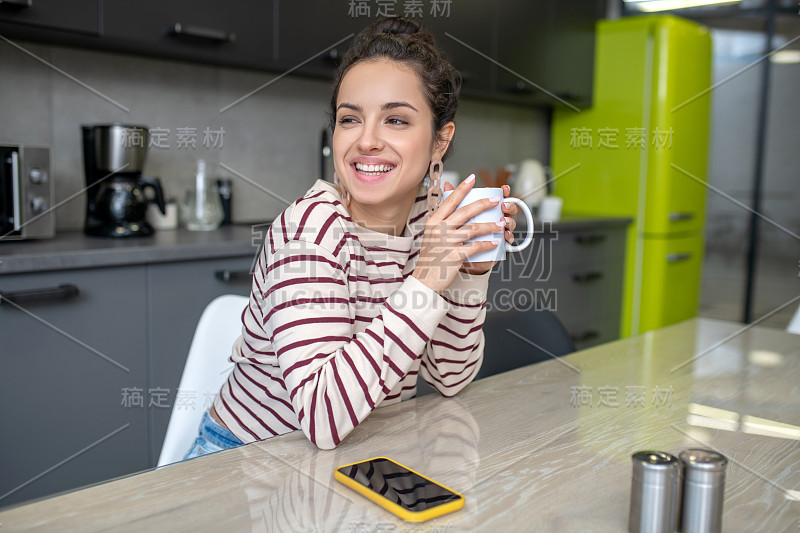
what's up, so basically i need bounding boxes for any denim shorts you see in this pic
[183,410,244,461]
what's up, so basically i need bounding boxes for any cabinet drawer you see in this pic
[639,235,703,332]
[0,266,149,507]
[548,226,627,271]
[546,263,623,349]
[103,1,274,69]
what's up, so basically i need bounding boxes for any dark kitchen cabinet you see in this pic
[102,0,275,70]
[0,0,602,109]
[0,0,99,35]
[276,0,497,96]
[421,0,497,98]
[495,0,605,109]
[487,219,629,352]
[0,251,254,507]
[0,266,149,508]
[145,255,253,466]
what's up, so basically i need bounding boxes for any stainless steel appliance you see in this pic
[82,124,165,238]
[0,143,54,240]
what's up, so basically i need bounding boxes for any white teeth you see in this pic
[355,163,394,174]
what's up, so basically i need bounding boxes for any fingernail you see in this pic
[496,220,505,228]
[490,196,501,203]
[465,174,475,184]
[503,202,511,210]
[491,240,500,245]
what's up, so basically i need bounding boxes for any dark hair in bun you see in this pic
[329,16,461,159]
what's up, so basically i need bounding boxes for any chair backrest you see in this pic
[157,294,249,467]
[417,308,575,396]
[476,309,575,380]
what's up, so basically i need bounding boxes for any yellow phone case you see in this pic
[334,457,465,523]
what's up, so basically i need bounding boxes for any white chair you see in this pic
[157,294,249,467]
[788,304,800,335]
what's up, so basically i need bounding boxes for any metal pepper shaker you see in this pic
[679,449,727,533]
[629,451,681,533]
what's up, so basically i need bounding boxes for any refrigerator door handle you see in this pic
[668,212,695,222]
[666,252,692,263]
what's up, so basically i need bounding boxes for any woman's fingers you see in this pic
[428,173,475,223]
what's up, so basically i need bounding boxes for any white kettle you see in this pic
[512,159,548,209]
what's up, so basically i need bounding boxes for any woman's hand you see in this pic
[459,182,519,275]
[412,175,514,294]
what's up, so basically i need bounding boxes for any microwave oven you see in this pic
[0,143,54,240]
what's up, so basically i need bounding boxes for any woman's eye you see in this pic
[337,116,357,125]
[387,118,408,126]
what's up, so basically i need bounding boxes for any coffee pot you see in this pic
[82,124,166,237]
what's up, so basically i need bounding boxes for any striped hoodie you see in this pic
[214,179,489,449]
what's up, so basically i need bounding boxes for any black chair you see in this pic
[416,309,575,396]
[476,309,575,379]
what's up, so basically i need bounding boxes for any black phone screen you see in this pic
[336,458,462,512]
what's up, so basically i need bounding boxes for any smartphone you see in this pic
[334,457,464,523]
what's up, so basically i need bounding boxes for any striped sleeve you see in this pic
[263,238,449,449]
[419,269,489,396]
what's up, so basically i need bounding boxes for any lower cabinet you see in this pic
[0,255,253,508]
[0,266,149,508]
[488,222,628,351]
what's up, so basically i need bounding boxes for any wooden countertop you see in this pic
[1,318,797,531]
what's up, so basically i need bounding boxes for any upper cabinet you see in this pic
[0,0,100,35]
[0,0,604,109]
[495,0,606,109]
[276,0,496,97]
[102,0,274,70]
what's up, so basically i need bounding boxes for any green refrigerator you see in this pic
[551,15,711,337]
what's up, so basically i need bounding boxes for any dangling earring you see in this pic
[333,171,350,208]
[427,159,443,215]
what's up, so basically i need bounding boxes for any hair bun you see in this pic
[371,16,421,37]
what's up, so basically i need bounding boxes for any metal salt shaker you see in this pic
[629,451,681,533]
[679,448,727,533]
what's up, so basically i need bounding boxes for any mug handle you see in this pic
[504,197,534,252]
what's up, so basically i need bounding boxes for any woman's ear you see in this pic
[433,121,456,160]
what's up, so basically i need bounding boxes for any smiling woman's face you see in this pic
[333,58,448,222]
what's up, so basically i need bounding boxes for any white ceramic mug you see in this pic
[443,187,534,262]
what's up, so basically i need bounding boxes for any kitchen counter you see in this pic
[1,317,797,531]
[0,217,630,275]
[0,224,266,275]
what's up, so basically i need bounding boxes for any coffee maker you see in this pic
[82,124,166,237]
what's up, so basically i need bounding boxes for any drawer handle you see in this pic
[0,283,80,305]
[570,330,599,343]
[171,23,236,43]
[667,252,692,263]
[572,271,603,284]
[669,212,695,222]
[214,270,251,283]
[574,234,606,245]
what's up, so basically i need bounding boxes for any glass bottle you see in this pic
[181,159,224,231]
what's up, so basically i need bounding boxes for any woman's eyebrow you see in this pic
[337,102,362,112]
[382,101,418,112]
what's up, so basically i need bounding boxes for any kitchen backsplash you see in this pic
[0,40,549,231]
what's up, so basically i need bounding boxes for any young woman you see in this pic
[185,16,520,457]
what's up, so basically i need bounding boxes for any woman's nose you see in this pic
[357,122,383,151]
